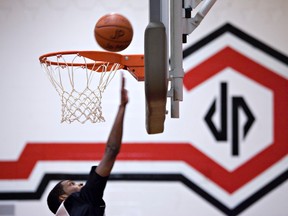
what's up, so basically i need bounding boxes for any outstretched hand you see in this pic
[120,74,129,106]
[96,74,128,178]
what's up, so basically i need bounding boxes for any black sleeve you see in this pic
[79,166,109,204]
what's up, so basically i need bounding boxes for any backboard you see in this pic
[144,0,217,134]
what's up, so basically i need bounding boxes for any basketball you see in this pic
[94,13,133,52]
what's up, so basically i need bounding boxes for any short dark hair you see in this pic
[47,180,65,214]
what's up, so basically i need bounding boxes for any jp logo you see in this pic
[110,29,125,39]
[204,82,255,156]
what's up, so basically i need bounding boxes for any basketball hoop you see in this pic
[39,51,144,124]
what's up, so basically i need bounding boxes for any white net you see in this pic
[40,53,120,123]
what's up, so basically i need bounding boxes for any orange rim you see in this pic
[39,51,144,81]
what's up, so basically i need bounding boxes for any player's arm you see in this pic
[96,75,128,177]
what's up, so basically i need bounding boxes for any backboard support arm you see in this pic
[182,0,217,37]
[145,0,217,134]
[169,0,184,118]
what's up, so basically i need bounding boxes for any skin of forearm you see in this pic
[105,104,126,158]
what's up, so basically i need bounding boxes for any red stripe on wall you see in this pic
[0,142,287,193]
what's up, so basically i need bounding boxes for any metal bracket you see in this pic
[182,0,217,41]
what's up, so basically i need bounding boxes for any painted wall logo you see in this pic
[0,24,287,216]
[182,23,288,214]
[204,82,256,156]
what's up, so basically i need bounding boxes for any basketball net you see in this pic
[40,53,120,124]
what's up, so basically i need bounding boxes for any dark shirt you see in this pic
[63,166,109,216]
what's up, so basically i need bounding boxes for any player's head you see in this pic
[47,180,84,214]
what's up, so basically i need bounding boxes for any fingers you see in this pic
[121,72,125,89]
[120,73,128,106]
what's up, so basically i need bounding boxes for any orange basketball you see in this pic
[94,13,133,52]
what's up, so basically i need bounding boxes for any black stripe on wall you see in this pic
[183,23,288,66]
[0,170,287,216]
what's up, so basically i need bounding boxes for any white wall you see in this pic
[0,0,287,215]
